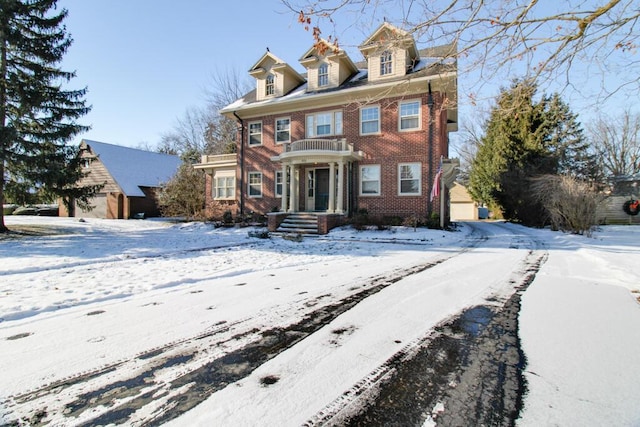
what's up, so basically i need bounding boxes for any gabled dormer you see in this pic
[358,22,419,81]
[299,40,359,92]
[249,51,305,101]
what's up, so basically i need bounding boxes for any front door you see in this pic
[314,169,329,211]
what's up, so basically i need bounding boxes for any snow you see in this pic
[0,216,639,426]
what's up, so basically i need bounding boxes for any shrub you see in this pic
[531,174,604,236]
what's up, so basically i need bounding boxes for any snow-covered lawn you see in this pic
[0,216,638,426]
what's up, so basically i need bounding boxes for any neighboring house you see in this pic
[196,23,458,233]
[450,182,479,221]
[597,174,640,224]
[60,139,181,219]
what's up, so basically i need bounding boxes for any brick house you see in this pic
[59,139,181,219]
[196,23,458,233]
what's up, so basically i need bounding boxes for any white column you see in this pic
[289,165,298,212]
[328,162,336,213]
[281,163,288,212]
[336,160,344,213]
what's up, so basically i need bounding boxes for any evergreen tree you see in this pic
[0,0,97,232]
[469,80,590,226]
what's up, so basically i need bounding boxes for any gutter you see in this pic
[427,81,434,217]
[233,111,244,216]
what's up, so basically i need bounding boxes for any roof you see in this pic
[220,50,456,114]
[81,139,181,197]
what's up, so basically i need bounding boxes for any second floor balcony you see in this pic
[274,138,363,164]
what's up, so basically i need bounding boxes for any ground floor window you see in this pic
[399,163,421,195]
[275,170,290,197]
[360,164,381,195]
[214,174,235,200]
[248,172,263,197]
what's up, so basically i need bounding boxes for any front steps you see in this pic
[276,213,319,235]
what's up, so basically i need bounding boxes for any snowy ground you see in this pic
[0,216,638,426]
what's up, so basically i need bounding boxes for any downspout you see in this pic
[233,111,244,216]
[427,81,434,217]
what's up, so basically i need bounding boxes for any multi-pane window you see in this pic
[275,170,290,197]
[360,106,380,134]
[265,74,275,96]
[248,121,262,146]
[399,163,421,195]
[214,175,235,199]
[318,63,329,86]
[305,111,343,137]
[275,117,290,143]
[248,172,262,197]
[380,51,393,76]
[360,165,381,195]
[399,100,421,130]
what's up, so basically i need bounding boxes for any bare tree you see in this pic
[284,0,640,100]
[588,109,640,177]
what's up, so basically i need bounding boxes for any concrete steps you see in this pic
[276,213,319,235]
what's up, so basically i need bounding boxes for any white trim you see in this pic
[275,116,291,144]
[248,171,263,198]
[398,99,422,131]
[398,162,421,196]
[248,121,263,146]
[360,164,381,196]
[360,105,381,135]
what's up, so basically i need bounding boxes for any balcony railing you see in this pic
[284,138,351,153]
[199,153,238,165]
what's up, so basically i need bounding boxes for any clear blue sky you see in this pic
[57,0,327,148]
[57,0,635,151]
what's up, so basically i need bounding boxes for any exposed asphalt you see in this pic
[3,223,548,426]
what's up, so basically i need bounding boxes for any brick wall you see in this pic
[236,90,449,221]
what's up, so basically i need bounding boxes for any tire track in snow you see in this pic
[303,223,549,426]
[2,228,488,426]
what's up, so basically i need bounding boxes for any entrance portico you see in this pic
[271,138,363,214]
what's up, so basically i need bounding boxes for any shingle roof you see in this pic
[82,139,181,197]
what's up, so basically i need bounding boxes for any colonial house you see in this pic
[59,139,181,219]
[196,23,458,233]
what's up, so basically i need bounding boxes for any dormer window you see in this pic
[265,74,275,96]
[318,63,329,87]
[380,51,393,76]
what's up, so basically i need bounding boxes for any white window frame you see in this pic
[248,172,263,198]
[399,100,421,131]
[275,170,291,197]
[275,117,291,143]
[265,74,275,96]
[213,172,235,200]
[248,121,262,146]
[360,164,381,196]
[380,51,393,76]
[305,110,343,138]
[318,63,329,87]
[398,163,421,195]
[360,105,380,135]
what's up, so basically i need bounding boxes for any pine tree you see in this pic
[0,0,98,232]
[468,79,590,226]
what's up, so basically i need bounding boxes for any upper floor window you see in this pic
[275,117,291,143]
[380,51,393,76]
[318,63,329,87]
[399,100,421,130]
[265,74,275,96]
[399,163,421,195]
[248,121,262,146]
[306,111,343,138]
[360,106,380,135]
[248,171,263,197]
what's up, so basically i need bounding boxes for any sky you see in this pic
[57,0,323,148]
[55,1,637,152]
